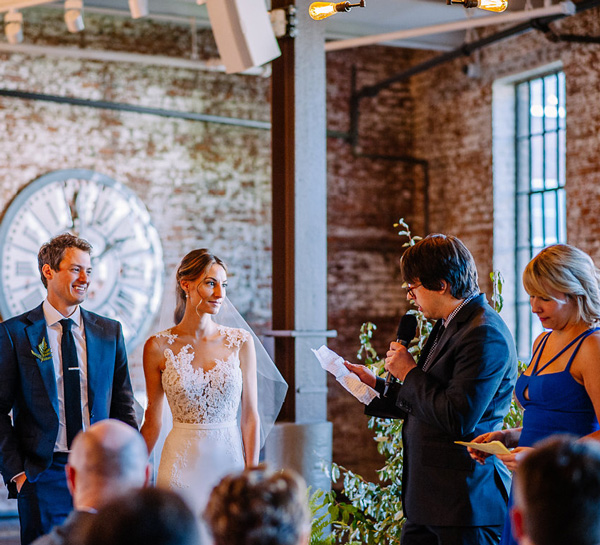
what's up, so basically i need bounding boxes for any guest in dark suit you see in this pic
[0,233,138,545]
[346,234,518,545]
[511,436,600,545]
[31,419,150,545]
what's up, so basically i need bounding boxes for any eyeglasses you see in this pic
[406,282,422,298]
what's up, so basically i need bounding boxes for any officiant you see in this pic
[345,234,517,545]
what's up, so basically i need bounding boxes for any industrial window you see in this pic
[514,71,566,359]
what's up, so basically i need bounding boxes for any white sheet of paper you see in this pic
[454,440,511,455]
[311,345,379,405]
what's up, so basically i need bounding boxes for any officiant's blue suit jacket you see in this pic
[0,303,138,489]
[366,294,518,527]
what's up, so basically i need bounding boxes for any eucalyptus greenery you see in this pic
[311,219,524,545]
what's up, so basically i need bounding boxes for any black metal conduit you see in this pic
[544,32,600,43]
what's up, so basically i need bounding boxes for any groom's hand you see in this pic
[344,361,377,389]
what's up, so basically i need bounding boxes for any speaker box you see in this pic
[206,0,281,74]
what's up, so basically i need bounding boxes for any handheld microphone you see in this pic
[384,313,418,396]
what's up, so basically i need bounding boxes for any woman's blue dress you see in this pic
[499,328,600,545]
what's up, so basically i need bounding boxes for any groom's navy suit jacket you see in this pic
[0,303,138,492]
[366,294,518,527]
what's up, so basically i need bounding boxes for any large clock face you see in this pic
[0,169,163,352]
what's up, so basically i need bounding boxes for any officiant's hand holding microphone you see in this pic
[344,314,418,394]
[384,314,418,390]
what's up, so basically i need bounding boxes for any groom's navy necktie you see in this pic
[60,318,83,448]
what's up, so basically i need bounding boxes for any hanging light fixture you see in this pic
[309,0,366,21]
[447,0,508,13]
[64,0,85,33]
[4,10,23,44]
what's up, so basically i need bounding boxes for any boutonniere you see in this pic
[31,338,52,362]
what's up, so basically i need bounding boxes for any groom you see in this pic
[0,233,138,545]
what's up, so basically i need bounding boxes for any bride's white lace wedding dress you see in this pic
[154,325,249,524]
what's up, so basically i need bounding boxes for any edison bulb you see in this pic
[309,2,340,20]
[477,0,508,12]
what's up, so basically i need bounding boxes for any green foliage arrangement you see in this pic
[311,219,525,545]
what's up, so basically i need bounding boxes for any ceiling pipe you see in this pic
[0,42,270,75]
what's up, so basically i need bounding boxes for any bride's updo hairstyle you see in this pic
[523,244,600,326]
[174,248,227,324]
[204,466,310,545]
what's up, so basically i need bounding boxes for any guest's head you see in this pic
[174,248,227,323]
[66,419,150,511]
[85,488,199,545]
[523,244,600,327]
[38,233,92,289]
[511,436,600,545]
[204,466,310,545]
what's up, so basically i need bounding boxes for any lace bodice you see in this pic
[156,325,249,425]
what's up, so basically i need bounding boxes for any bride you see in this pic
[140,249,284,527]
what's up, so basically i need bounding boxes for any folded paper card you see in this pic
[312,345,379,405]
[454,440,511,455]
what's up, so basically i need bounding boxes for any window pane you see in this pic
[531,192,544,247]
[531,135,544,188]
[544,132,558,189]
[543,191,559,245]
[558,130,566,187]
[558,188,567,243]
[558,72,566,130]
[530,79,544,135]
[544,74,558,133]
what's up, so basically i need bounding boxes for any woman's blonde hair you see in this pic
[523,244,600,326]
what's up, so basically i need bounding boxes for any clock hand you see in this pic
[67,188,86,233]
[93,236,131,262]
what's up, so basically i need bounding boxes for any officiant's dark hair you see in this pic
[401,234,478,299]
[174,249,227,324]
[38,233,92,288]
[85,488,199,545]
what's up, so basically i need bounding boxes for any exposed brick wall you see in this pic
[325,46,423,480]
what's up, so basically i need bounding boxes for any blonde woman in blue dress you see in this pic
[141,249,275,530]
[469,244,600,545]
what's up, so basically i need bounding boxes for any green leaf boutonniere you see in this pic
[31,338,52,362]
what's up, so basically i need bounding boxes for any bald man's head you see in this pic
[67,420,149,510]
